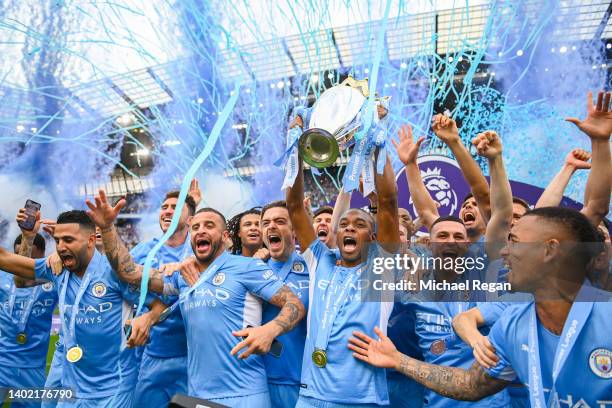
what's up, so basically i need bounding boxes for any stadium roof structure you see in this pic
[2,0,611,198]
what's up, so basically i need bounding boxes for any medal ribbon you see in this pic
[8,281,40,334]
[314,264,365,352]
[58,251,102,349]
[527,284,594,408]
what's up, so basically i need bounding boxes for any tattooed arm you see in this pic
[85,190,166,295]
[394,355,508,401]
[348,327,509,401]
[14,234,35,287]
[230,286,305,359]
[267,285,306,333]
[99,226,166,294]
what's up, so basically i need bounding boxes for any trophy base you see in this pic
[299,128,340,168]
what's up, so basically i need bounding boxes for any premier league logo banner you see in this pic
[349,154,584,218]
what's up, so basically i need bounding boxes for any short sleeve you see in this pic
[242,258,285,302]
[477,302,511,326]
[484,317,518,381]
[34,258,57,283]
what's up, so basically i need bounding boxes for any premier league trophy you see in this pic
[298,76,386,168]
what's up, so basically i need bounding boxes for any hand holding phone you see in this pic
[17,200,41,232]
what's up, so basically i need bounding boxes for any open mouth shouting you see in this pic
[317,226,329,240]
[59,253,76,269]
[161,216,173,229]
[342,236,358,253]
[462,210,476,226]
[195,237,211,255]
[267,233,282,252]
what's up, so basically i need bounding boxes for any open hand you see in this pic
[392,124,424,165]
[566,91,612,140]
[85,190,125,230]
[348,326,399,369]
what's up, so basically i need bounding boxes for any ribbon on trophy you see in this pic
[274,106,311,190]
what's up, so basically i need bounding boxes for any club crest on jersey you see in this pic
[42,282,54,292]
[292,262,304,273]
[92,282,107,298]
[212,273,225,286]
[430,339,446,355]
[589,348,612,379]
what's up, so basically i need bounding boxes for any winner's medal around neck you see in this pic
[312,349,328,368]
[67,345,83,363]
[16,332,27,345]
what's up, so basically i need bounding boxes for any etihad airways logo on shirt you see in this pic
[61,302,113,325]
[1,298,55,313]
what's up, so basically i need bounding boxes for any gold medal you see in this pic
[16,333,27,345]
[312,349,328,368]
[66,346,83,363]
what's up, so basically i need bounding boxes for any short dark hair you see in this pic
[461,193,474,205]
[523,207,599,267]
[227,207,262,255]
[14,233,46,253]
[195,207,226,229]
[431,216,465,230]
[261,200,287,219]
[512,196,530,211]
[56,210,95,231]
[164,191,197,216]
[313,206,333,218]
[340,208,375,231]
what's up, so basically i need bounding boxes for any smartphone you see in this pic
[18,199,41,231]
[243,325,283,358]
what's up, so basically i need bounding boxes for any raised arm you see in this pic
[535,149,591,208]
[432,114,491,221]
[85,190,165,294]
[375,151,400,249]
[231,285,305,359]
[286,159,317,249]
[14,208,42,287]
[348,327,508,401]
[392,124,439,230]
[473,131,513,259]
[331,187,351,234]
[567,91,612,226]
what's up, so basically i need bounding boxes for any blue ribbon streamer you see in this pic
[136,83,242,315]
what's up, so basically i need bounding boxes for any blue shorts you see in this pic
[296,395,387,408]
[0,364,46,408]
[56,391,133,408]
[268,383,299,408]
[387,372,423,408]
[42,342,64,408]
[133,353,187,408]
[210,391,271,408]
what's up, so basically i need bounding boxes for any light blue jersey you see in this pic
[386,302,424,408]
[299,240,393,406]
[486,296,612,408]
[130,238,190,358]
[404,302,510,407]
[476,302,529,408]
[33,251,156,401]
[0,271,57,368]
[131,238,190,408]
[165,251,284,400]
[264,251,309,408]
